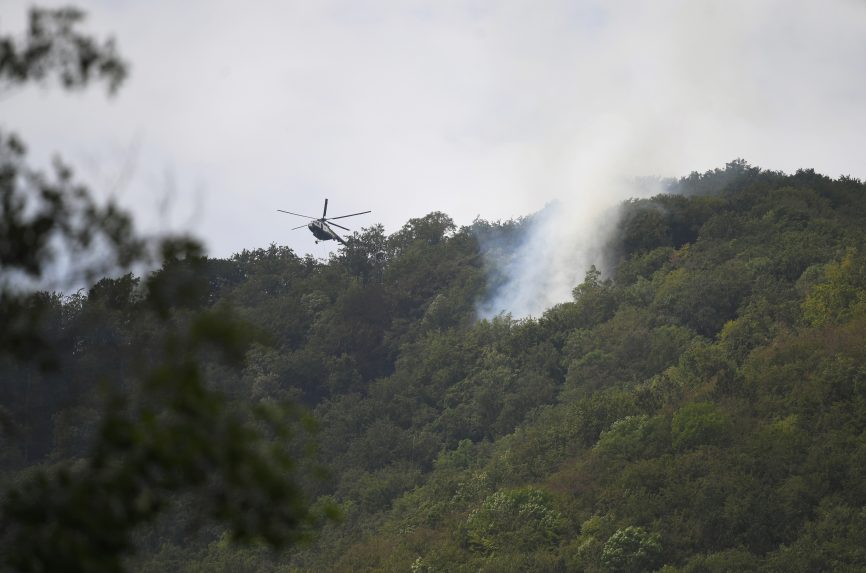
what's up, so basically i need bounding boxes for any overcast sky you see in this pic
[3,0,866,261]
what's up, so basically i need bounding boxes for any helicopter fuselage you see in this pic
[309,220,345,244]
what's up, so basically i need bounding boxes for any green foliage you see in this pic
[652,261,752,337]
[601,526,663,573]
[0,266,333,571]
[0,131,144,294]
[802,248,866,326]
[570,266,618,328]
[671,402,732,451]
[0,7,128,93]
[594,415,668,462]
[465,487,565,555]
[764,502,866,572]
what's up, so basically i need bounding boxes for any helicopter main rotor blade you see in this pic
[328,221,351,231]
[322,198,329,219]
[278,209,317,219]
[291,224,308,230]
[328,210,371,220]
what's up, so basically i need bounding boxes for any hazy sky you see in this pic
[4,0,866,263]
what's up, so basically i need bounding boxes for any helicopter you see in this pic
[277,199,371,245]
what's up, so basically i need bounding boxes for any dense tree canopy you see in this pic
[4,152,866,572]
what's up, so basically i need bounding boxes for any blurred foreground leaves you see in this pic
[0,8,330,572]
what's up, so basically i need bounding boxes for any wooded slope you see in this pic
[4,161,866,572]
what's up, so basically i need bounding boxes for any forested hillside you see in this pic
[3,159,866,572]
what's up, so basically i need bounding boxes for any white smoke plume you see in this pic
[475,174,655,320]
[472,0,866,319]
